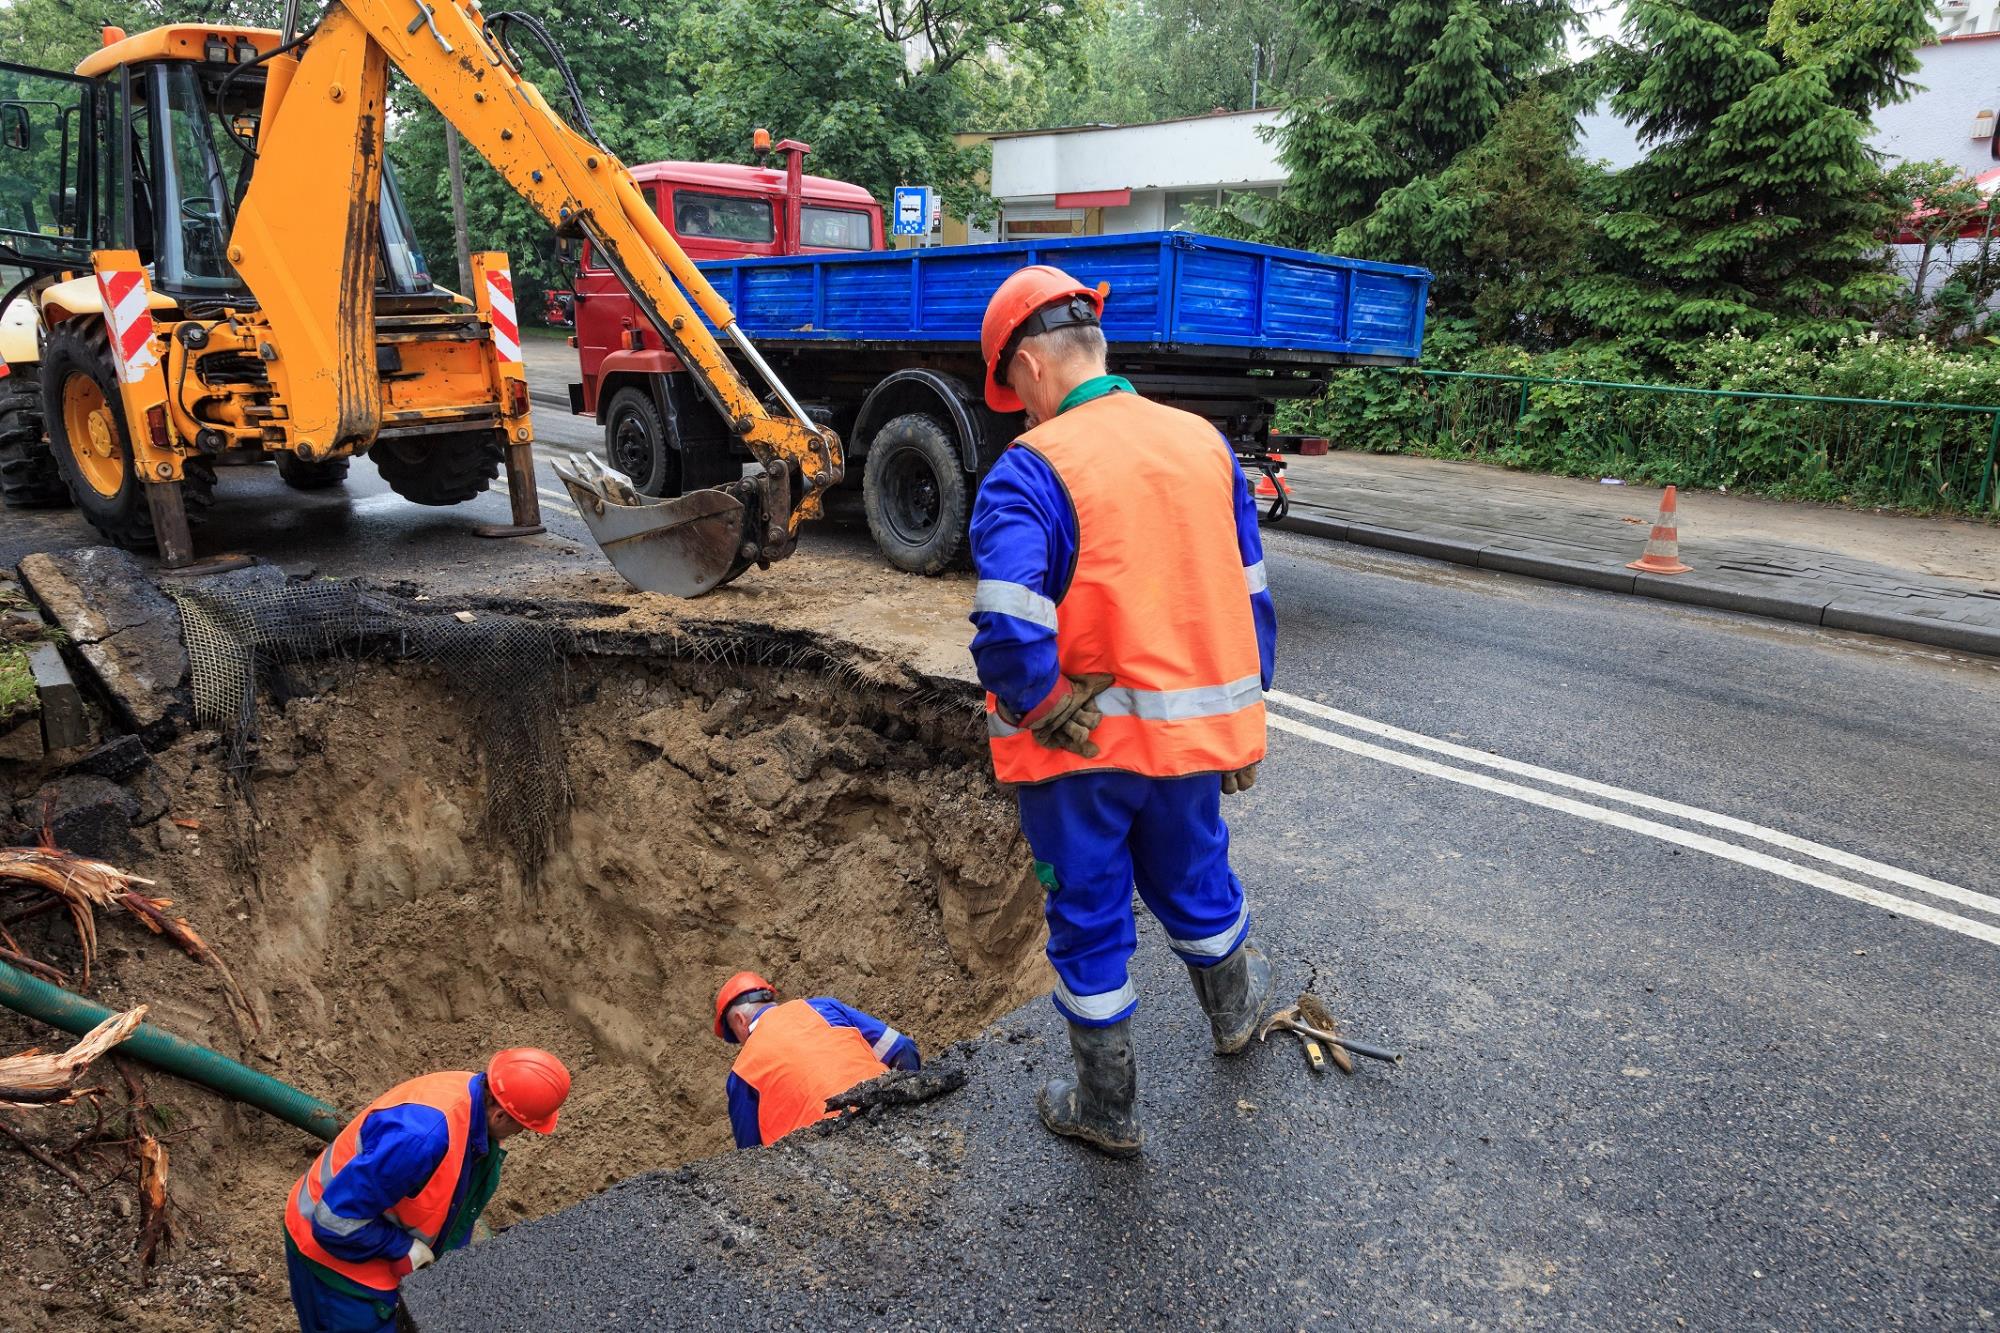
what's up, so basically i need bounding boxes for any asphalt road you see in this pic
[407,520,1995,1329]
[8,393,1997,1328]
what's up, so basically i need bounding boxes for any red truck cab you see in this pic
[569,138,884,484]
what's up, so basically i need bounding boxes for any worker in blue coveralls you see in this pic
[713,970,921,1148]
[969,265,1278,1158]
[283,1049,571,1332]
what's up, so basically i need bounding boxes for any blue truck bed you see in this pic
[696,231,1431,363]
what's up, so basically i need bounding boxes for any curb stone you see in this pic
[1276,514,2000,659]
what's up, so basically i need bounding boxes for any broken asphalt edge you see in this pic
[1276,513,2000,660]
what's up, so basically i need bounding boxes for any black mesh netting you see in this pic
[165,580,571,877]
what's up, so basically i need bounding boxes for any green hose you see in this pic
[0,959,343,1140]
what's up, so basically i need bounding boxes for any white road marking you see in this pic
[1266,689,2000,922]
[1266,712,2000,950]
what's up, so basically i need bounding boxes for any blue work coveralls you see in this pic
[969,375,1277,1027]
[283,1072,501,1333]
[726,997,921,1148]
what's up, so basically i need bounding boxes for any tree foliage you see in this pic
[979,0,1331,130]
[1260,0,1575,251]
[1564,0,1934,350]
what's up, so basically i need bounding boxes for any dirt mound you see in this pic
[0,640,1047,1331]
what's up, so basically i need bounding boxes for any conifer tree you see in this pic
[1260,0,1573,252]
[1570,0,1933,348]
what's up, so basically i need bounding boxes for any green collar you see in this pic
[1056,374,1134,416]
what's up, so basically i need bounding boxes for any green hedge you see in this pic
[1290,334,2000,515]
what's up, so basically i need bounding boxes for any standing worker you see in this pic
[714,970,920,1148]
[282,1049,572,1332]
[968,265,1278,1158]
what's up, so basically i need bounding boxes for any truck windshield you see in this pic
[672,191,772,243]
[801,205,871,251]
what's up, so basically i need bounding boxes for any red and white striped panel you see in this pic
[95,269,158,385]
[485,268,521,364]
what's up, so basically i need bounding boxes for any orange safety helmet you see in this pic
[713,970,776,1043]
[486,1048,571,1134]
[979,265,1107,413]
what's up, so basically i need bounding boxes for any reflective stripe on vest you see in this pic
[730,1000,889,1146]
[283,1072,476,1292]
[985,392,1266,784]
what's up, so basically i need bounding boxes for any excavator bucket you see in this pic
[552,455,752,598]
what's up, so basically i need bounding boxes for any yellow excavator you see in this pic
[0,3,840,596]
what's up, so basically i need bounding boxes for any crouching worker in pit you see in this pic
[283,1048,572,1333]
[714,970,920,1148]
[968,265,1278,1159]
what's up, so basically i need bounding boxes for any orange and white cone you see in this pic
[1627,485,1692,575]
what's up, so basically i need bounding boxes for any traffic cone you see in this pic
[1627,485,1692,575]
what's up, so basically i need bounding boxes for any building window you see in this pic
[1166,186,1278,231]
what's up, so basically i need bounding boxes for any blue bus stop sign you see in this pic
[892,186,935,237]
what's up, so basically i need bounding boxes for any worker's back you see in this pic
[730,999,889,1145]
[995,389,1265,781]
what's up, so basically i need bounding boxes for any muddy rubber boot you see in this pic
[1037,1019,1143,1158]
[1187,941,1271,1055]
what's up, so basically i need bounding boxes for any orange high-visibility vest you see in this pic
[730,1000,889,1145]
[284,1072,476,1292]
[984,391,1266,785]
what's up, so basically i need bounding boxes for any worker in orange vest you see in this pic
[714,970,920,1147]
[282,1049,571,1332]
[969,265,1278,1158]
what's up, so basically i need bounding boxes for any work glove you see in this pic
[1018,673,1115,759]
[1220,762,1260,796]
[393,1238,437,1278]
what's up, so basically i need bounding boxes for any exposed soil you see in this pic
[0,638,1047,1331]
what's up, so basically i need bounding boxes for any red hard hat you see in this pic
[714,970,775,1043]
[486,1048,571,1134]
[979,265,1106,413]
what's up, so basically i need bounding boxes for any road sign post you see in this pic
[892,186,936,240]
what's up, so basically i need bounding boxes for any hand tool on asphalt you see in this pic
[1258,1002,1402,1072]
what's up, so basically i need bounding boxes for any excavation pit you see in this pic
[1,608,1048,1331]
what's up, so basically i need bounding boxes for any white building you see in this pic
[956,109,1286,244]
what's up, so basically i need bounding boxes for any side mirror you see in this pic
[0,105,29,152]
[554,233,578,262]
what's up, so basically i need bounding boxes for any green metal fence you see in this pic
[1382,370,2000,517]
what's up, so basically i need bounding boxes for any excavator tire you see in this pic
[276,452,351,490]
[368,431,502,506]
[0,371,68,508]
[863,411,970,576]
[42,319,212,550]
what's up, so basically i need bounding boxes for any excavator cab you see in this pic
[0,49,432,300]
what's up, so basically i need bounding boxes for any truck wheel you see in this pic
[368,431,501,506]
[276,452,351,490]
[604,387,678,497]
[0,372,68,508]
[42,319,212,550]
[863,412,969,576]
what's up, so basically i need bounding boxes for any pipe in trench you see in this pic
[0,959,342,1140]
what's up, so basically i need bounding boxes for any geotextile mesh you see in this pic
[166,580,571,878]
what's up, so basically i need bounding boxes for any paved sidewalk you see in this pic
[1279,451,2000,656]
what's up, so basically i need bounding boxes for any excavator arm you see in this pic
[230,0,841,596]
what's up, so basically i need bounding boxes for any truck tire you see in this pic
[276,452,351,490]
[0,373,68,508]
[603,387,678,496]
[42,319,212,550]
[368,431,501,506]
[863,412,970,576]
